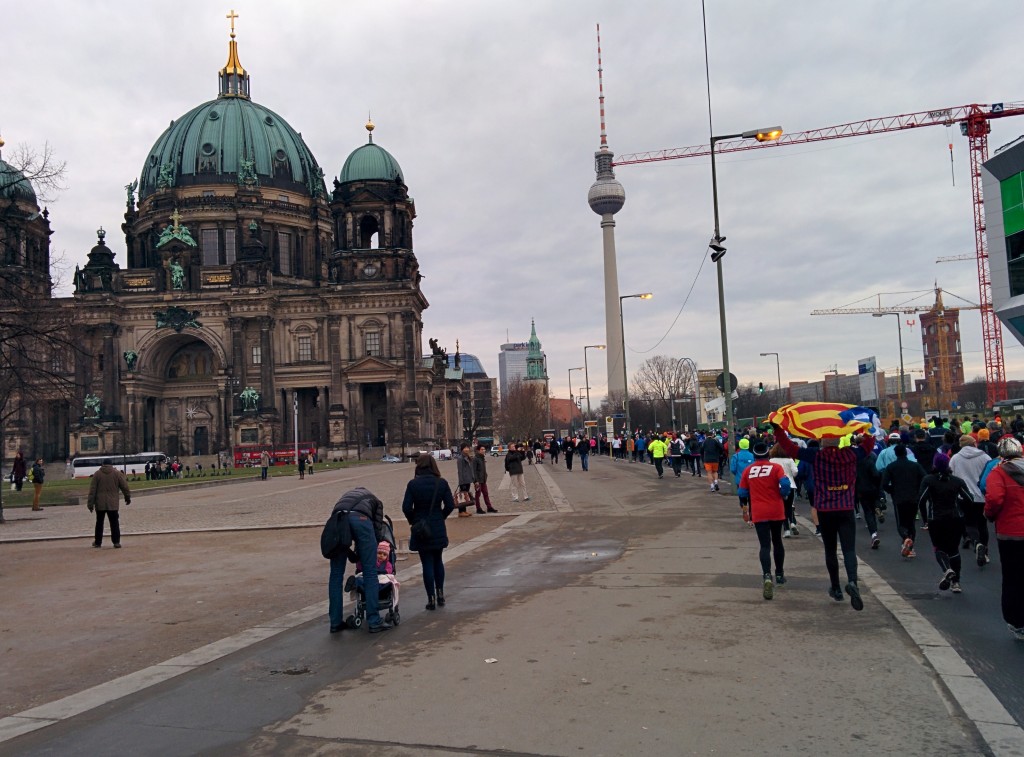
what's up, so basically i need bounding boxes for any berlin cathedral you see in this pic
[0,18,464,463]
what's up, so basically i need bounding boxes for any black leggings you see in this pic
[818,510,858,587]
[754,521,786,577]
[927,517,964,579]
[418,548,445,598]
[893,499,918,543]
[961,500,989,547]
[784,491,796,527]
[998,539,1024,629]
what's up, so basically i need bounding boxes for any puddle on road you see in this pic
[549,543,621,562]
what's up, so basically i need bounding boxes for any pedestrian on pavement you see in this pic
[881,445,928,559]
[260,449,270,481]
[30,458,46,511]
[768,444,800,537]
[983,436,1024,641]
[703,433,725,491]
[669,433,685,477]
[649,434,668,478]
[402,454,456,612]
[328,486,393,632]
[729,438,755,501]
[687,434,704,476]
[774,425,874,611]
[577,435,591,472]
[854,439,882,550]
[87,458,131,548]
[949,435,993,568]
[564,437,576,471]
[919,453,972,594]
[505,443,529,502]
[473,444,497,513]
[456,443,475,517]
[12,451,27,492]
[635,435,647,464]
[739,441,791,600]
[298,451,306,480]
[549,438,560,466]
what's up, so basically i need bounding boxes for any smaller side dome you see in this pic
[339,125,404,184]
[0,145,37,202]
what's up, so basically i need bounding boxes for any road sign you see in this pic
[716,372,739,393]
[605,416,613,424]
[584,420,598,427]
[611,413,625,419]
[902,413,913,424]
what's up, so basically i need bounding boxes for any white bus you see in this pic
[71,452,168,479]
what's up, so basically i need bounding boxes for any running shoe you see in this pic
[790,524,799,536]
[976,543,989,567]
[855,511,862,520]
[901,537,914,558]
[951,581,962,594]
[870,533,880,550]
[907,549,917,558]
[845,581,864,611]
[713,482,720,492]
[775,574,787,585]
[1007,624,1024,641]
[814,527,822,537]
[922,522,929,531]
[763,574,774,600]
[783,529,792,538]
[828,585,844,602]
[875,507,885,524]
[939,568,956,591]
[962,537,974,551]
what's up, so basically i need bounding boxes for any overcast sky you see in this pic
[6,0,1024,405]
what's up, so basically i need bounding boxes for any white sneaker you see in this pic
[783,529,792,538]
[524,497,530,501]
[511,498,519,502]
[790,524,799,536]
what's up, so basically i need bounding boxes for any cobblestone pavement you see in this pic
[0,459,554,542]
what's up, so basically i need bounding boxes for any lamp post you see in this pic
[568,367,584,434]
[759,352,782,404]
[709,126,782,441]
[619,293,653,437]
[873,312,905,405]
[584,345,606,438]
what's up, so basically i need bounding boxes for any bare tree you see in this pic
[495,378,547,442]
[631,356,698,431]
[0,141,67,204]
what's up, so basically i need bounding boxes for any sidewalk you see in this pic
[1,456,1013,755]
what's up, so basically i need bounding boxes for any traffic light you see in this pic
[758,382,764,395]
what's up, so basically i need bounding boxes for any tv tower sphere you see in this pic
[588,151,626,216]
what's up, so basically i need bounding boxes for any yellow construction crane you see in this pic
[811,287,979,414]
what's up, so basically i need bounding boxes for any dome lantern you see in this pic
[218,9,250,99]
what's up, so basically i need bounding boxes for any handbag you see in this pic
[455,489,473,506]
[411,478,442,542]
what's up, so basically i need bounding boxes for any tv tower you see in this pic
[587,24,627,399]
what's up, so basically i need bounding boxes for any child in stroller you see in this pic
[343,515,401,629]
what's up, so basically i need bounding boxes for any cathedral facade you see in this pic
[0,24,462,462]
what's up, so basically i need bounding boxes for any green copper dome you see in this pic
[138,97,327,200]
[0,157,36,202]
[339,140,404,184]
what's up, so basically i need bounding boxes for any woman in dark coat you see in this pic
[402,453,456,610]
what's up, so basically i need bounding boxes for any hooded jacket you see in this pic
[949,445,990,503]
[984,459,1024,538]
[880,457,927,505]
[918,472,972,522]
[729,448,755,483]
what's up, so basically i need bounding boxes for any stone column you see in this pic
[259,317,275,411]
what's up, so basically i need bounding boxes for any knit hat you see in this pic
[752,441,770,458]
[977,428,990,441]
[933,453,950,472]
[959,434,976,447]
[998,436,1023,459]
[739,438,750,450]
[888,432,901,441]
[377,541,391,554]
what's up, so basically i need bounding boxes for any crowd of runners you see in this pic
[505,414,1024,641]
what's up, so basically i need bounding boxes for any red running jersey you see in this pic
[740,461,786,522]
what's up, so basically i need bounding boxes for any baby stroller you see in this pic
[343,514,401,629]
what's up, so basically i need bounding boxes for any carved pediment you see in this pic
[346,356,400,381]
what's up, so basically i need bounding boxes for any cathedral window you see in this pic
[224,228,236,264]
[297,335,312,362]
[365,331,381,357]
[359,215,379,249]
[251,345,262,365]
[278,231,292,275]
[202,229,220,265]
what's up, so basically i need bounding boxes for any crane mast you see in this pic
[616,102,1024,407]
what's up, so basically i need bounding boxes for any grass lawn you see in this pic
[2,460,360,508]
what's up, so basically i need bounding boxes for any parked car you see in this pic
[380,454,402,463]
[489,445,507,457]
[430,449,453,461]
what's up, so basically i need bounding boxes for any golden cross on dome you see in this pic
[170,208,182,231]
[226,9,239,39]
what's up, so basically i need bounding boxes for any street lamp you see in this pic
[873,312,905,405]
[583,345,606,436]
[759,352,782,404]
[709,126,782,441]
[619,293,653,436]
[568,367,584,433]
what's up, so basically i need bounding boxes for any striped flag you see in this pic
[768,402,873,440]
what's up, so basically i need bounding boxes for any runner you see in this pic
[702,432,725,492]
[880,445,927,559]
[773,423,874,611]
[649,434,668,479]
[983,436,1024,640]
[949,435,993,569]
[738,441,791,600]
[768,443,800,537]
[729,438,755,506]
[918,452,972,594]
[854,434,883,550]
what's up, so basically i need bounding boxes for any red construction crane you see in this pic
[615,102,1024,407]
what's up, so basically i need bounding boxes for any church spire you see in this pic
[218,9,250,99]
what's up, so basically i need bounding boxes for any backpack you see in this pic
[320,508,353,559]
